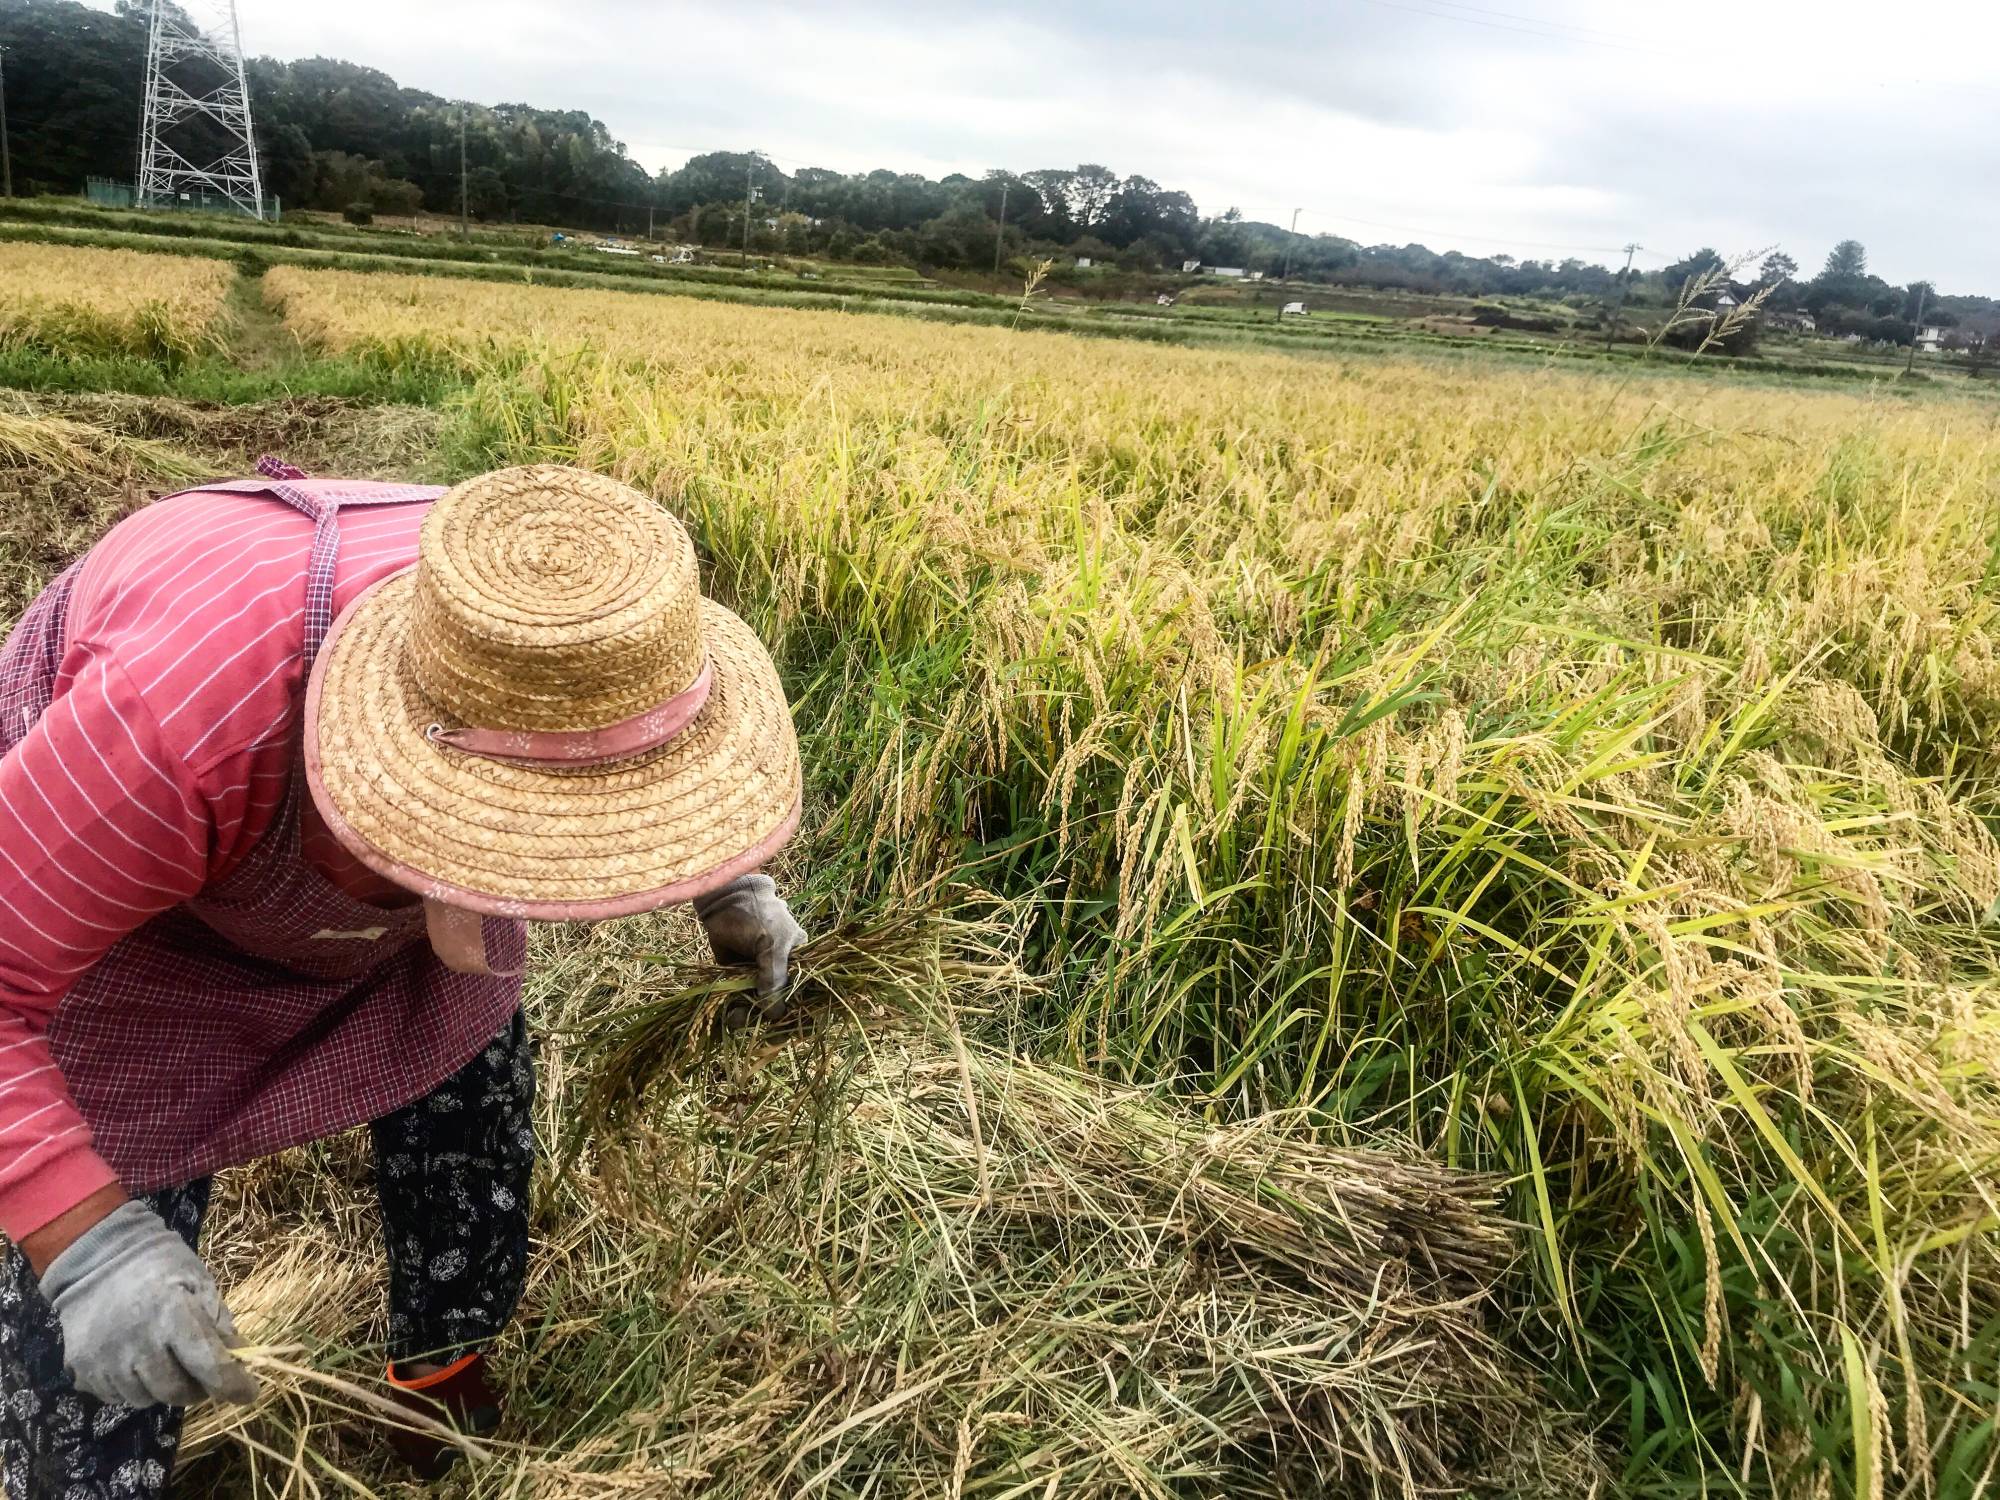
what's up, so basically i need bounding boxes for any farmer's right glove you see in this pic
[39,1199,259,1409]
[693,872,807,1004]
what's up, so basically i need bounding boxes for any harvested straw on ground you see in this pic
[588,1029,1545,1497]
[562,903,1018,1141]
[170,910,1581,1499]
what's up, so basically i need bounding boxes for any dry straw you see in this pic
[180,909,1585,1499]
[0,241,234,362]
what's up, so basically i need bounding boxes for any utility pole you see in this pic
[993,180,1009,276]
[1275,206,1300,321]
[1904,281,1928,376]
[0,48,12,200]
[1603,242,1640,351]
[647,203,655,240]
[741,160,758,266]
[458,106,470,240]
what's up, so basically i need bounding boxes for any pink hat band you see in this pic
[426,657,714,768]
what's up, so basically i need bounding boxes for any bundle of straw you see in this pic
[552,910,1565,1495]
[578,1026,1560,1497]
[172,911,1588,1498]
[563,904,1021,1150]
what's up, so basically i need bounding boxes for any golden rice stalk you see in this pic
[0,242,235,361]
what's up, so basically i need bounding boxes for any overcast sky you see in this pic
[160,0,2000,290]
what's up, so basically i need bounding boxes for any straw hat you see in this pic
[304,465,801,920]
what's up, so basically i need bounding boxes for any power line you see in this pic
[1352,0,1658,54]
[1383,0,1655,48]
[1354,0,2000,87]
[1290,205,1639,256]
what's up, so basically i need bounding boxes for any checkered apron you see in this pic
[0,463,525,1193]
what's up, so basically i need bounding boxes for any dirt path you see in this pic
[223,271,303,373]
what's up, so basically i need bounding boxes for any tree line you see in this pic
[2,0,1993,329]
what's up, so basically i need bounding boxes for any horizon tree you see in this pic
[1821,239,1868,279]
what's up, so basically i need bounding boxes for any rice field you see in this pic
[7,253,2000,1497]
[0,241,235,363]
[260,265,2000,1495]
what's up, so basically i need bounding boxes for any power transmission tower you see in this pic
[1603,242,1640,351]
[137,0,265,219]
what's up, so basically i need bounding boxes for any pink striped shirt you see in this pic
[0,486,433,1240]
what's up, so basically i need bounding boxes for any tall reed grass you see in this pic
[247,266,2000,1492]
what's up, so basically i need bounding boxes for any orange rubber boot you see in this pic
[383,1351,502,1479]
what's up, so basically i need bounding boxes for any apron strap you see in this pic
[241,464,506,975]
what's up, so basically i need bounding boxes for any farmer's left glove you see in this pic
[694,873,807,999]
[40,1199,259,1409]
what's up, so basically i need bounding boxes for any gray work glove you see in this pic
[693,873,807,1002]
[40,1199,259,1409]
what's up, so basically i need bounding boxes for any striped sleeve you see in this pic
[0,642,211,1240]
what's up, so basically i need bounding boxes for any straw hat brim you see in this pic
[305,568,802,920]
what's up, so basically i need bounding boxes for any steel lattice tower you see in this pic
[137,0,265,218]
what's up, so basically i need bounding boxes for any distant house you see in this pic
[1156,293,1175,306]
[1209,266,1248,278]
[1713,290,1739,310]
[1181,258,1202,273]
[1281,301,1308,316]
[1917,325,1946,353]
[1075,256,1093,268]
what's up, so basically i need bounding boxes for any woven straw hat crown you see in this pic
[307,462,801,917]
[409,466,705,733]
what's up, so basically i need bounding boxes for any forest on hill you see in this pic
[3,0,1993,332]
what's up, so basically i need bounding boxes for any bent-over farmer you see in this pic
[0,462,806,1496]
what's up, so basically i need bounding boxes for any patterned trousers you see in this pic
[0,1010,534,1500]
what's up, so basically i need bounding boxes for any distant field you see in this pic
[13,199,1991,386]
